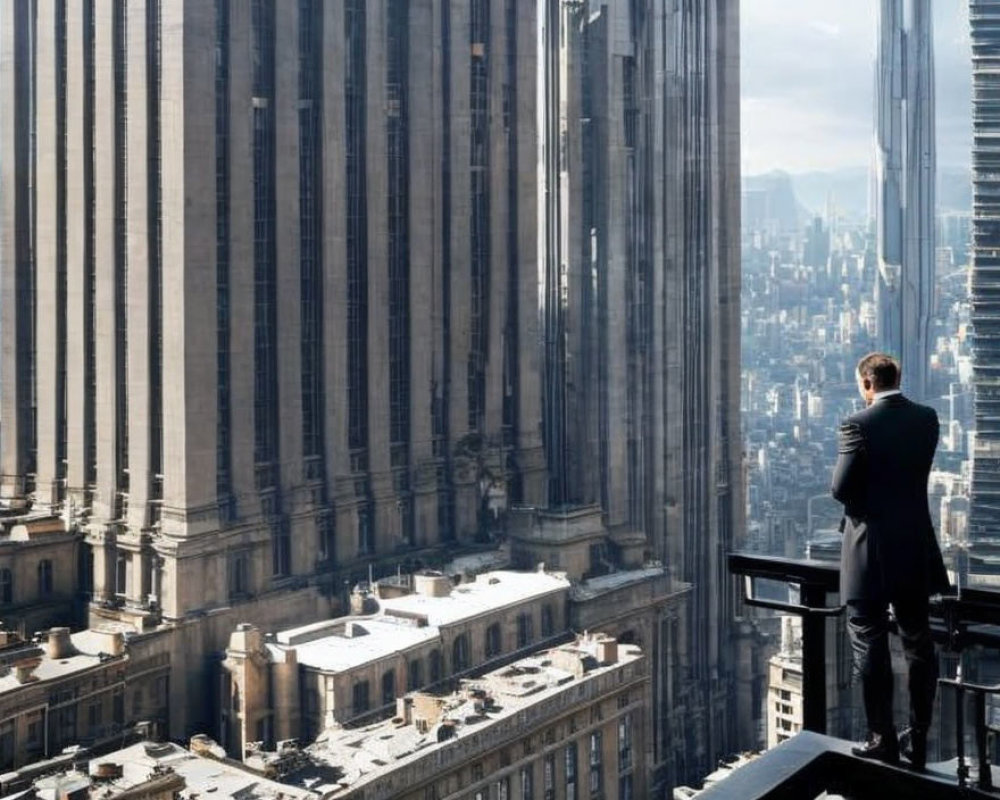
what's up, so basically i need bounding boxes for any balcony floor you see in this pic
[697,731,1000,800]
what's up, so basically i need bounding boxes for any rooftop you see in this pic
[272,634,643,797]
[270,570,570,673]
[28,740,316,799]
[0,628,124,692]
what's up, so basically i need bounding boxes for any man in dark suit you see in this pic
[831,353,950,769]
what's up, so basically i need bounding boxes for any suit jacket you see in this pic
[831,393,950,604]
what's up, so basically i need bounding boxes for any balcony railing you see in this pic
[715,552,1000,799]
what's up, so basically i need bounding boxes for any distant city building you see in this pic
[874,0,936,400]
[970,0,1000,543]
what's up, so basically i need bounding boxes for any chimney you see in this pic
[46,627,74,660]
[395,696,413,725]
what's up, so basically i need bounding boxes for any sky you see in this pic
[741,0,972,175]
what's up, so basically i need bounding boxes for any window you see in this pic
[252,0,279,477]
[407,658,422,691]
[565,742,578,800]
[589,731,602,795]
[428,649,443,683]
[345,0,369,452]
[87,701,103,734]
[541,604,555,637]
[452,633,470,672]
[495,776,509,800]
[618,713,632,771]
[25,711,42,754]
[0,568,12,604]
[358,502,373,555]
[485,622,502,658]
[0,719,12,770]
[272,521,290,577]
[387,0,410,457]
[38,559,53,597]
[467,0,490,431]
[543,753,555,800]
[618,774,633,800]
[520,766,534,800]
[228,551,249,598]
[115,553,128,597]
[113,691,124,725]
[352,680,370,714]
[516,612,533,648]
[382,669,395,706]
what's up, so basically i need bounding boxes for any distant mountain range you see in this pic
[743,166,972,225]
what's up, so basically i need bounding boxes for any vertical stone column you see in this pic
[514,0,545,505]
[158,0,218,615]
[365,8,396,553]
[320,2,356,566]
[448,0,474,538]
[228,2,257,524]
[89,0,120,602]
[34,0,60,509]
[274,2,304,565]
[0,1,30,501]
[125,0,150,538]
[604,35,630,531]
[484,0,507,442]
[408,0,439,548]
[65,0,88,503]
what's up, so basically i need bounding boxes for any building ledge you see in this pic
[692,731,1000,799]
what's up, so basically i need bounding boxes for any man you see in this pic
[831,352,950,769]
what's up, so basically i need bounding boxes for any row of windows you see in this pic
[0,560,54,605]
[351,605,559,713]
[468,0,491,433]
[299,0,325,465]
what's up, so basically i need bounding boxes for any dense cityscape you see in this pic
[0,1,996,799]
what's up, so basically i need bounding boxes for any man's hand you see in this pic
[832,420,866,512]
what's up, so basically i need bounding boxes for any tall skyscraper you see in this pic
[969,0,1000,540]
[874,0,936,399]
[542,0,747,783]
[1,0,544,732]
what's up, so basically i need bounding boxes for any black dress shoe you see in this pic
[851,731,900,764]
[899,726,927,771]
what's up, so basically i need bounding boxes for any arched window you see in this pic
[485,622,502,658]
[452,633,470,673]
[37,560,53,598]
[407,658,423,691]
[516,612,533,648]
[382,669,396,706]
[428,649,443,683]
[541,604,555,637]
[0,568,12,604]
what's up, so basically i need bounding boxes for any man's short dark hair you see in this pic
[856,352,901,391]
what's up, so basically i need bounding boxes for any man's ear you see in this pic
[862,379,871,391]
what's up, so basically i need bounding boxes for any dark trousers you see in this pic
[847,595,938,738]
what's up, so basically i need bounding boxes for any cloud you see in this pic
[742,0,970,173]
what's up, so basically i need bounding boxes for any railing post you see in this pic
[800,582,827,734]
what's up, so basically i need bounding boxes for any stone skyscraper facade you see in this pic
[1,0,544,732]
[970,0,1000,540]
[874,0,936,400]
[542,0,748,784]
